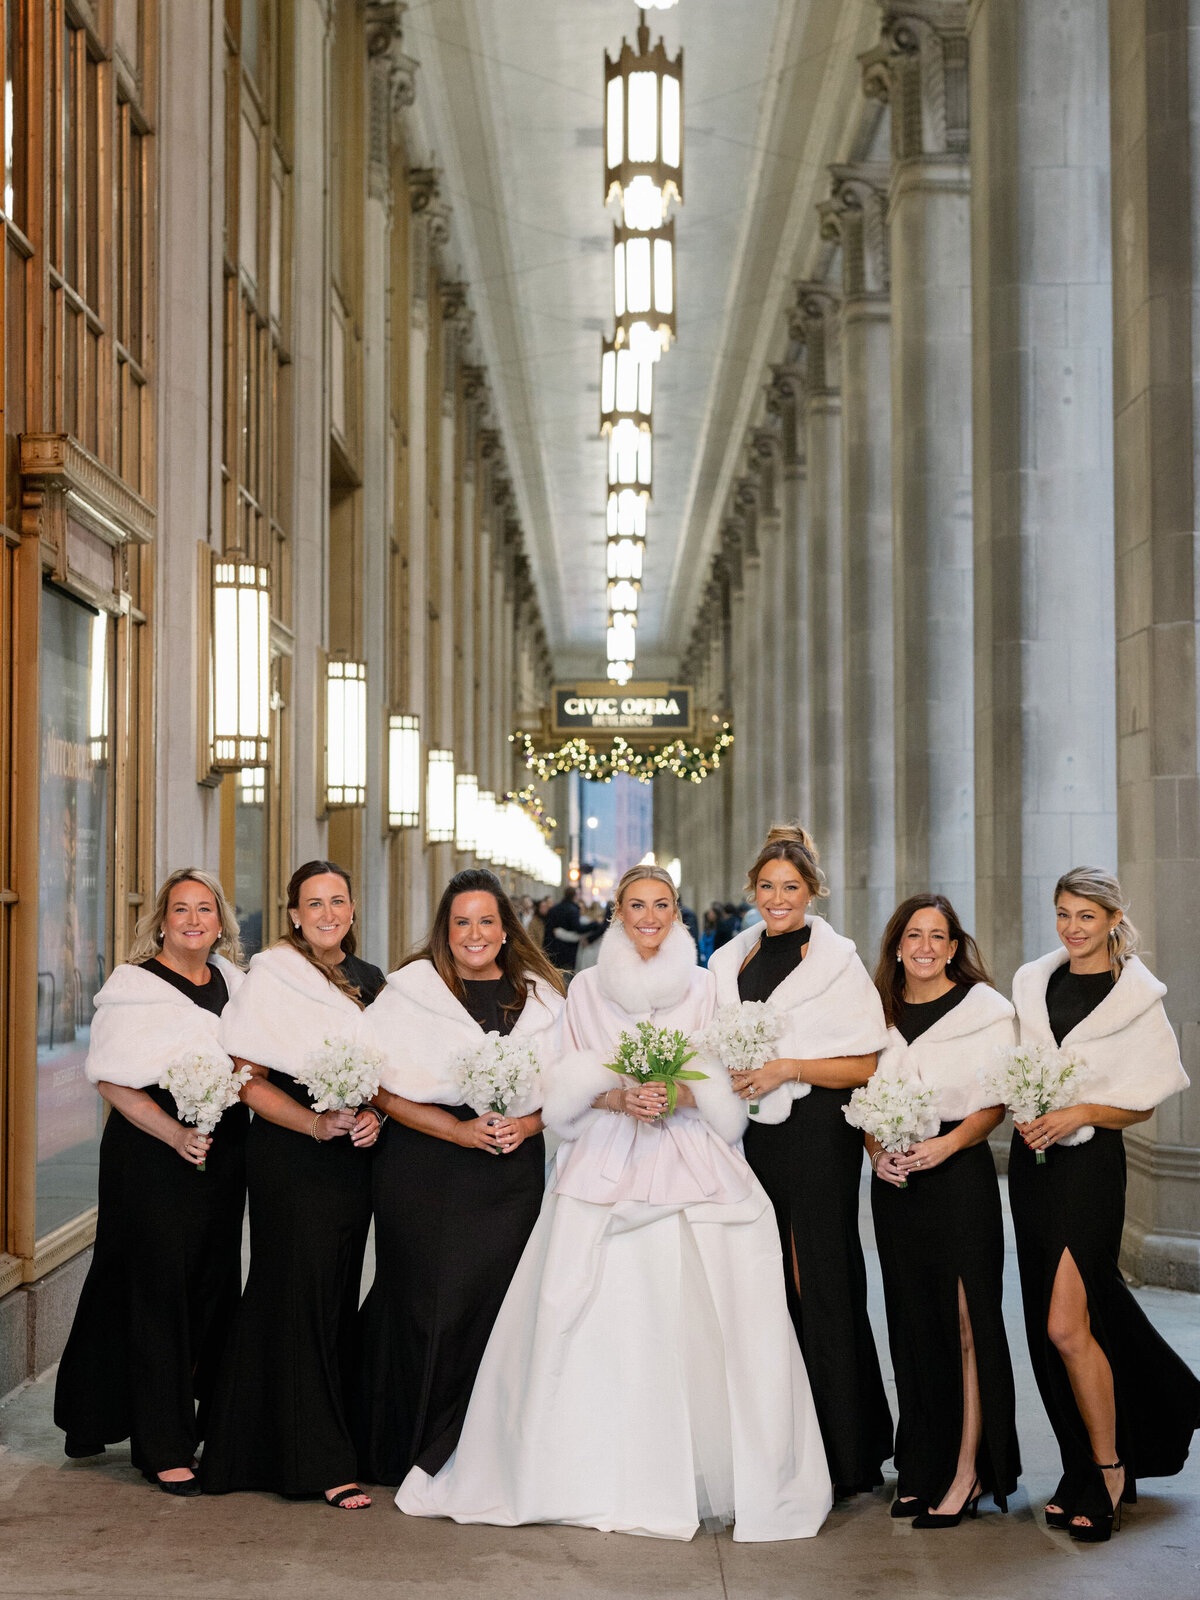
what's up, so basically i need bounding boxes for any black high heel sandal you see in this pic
[1069,1461,1125,1544]
[890,1494,924,1520]
[912,1479,982,1530]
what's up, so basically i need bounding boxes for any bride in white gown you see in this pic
[396,865,832,1542]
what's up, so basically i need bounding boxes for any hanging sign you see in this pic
[551,682,693,738]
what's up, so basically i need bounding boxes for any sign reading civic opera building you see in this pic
[552,683,693,738]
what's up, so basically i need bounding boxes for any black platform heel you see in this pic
[912,1479,982,1530]
[1069,1461,1125,1544]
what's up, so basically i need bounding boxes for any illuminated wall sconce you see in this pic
[387,712,421,828]
[475,789,497,861]
[326,658,367,808]
[426,748,456,843]
[207,557,271,775]
[455,772,480,852]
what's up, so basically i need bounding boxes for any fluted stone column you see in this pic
[737,479,767,846]
[863,1,975,924]
[795,287,846,907]
[768,369,811,825]
[821,164,896,958]
[1108,0,1200,1290]
[723,524,756,880]
[970,0,1117,989]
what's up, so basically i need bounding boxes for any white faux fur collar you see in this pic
[380,958,560,1031]
[711,914,857,1010]
[595,919,698,1014]
[96,954,243,1008]
[902,981,1014,1046]
[1013,948,1167,1045]
[243,943,365,1014]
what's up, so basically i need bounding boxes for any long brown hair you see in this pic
[744,822,830,902]
[401,868,566,1012]
[279,859,366,1006]
[874,893,992,1028]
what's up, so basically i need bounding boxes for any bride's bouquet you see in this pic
[606,1021,708,1116]
[695,1000,784,1115]
[978,1042,1089,1163]
[159,1051,253,1171]
[295,1036,384,1113]
[843,1073,940,1187]
[453,1034,541,1116]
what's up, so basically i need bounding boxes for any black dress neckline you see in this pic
[144,958,229,1017]
[737,922,811,1004]
[1045,963,1115,1046]
[895,983,968,1046]
[462,974,518,1037]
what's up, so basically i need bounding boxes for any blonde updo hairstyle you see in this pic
[1054,866,1139,977]
[127,867,245,967]
[612,864,681,920]
[745,823,830,902]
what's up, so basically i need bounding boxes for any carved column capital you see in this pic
[860,2,969,162]
[789,283,841,395]
[819,162,891,298]
[366,4,419,201]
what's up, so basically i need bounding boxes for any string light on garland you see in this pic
[502,786,559,838]
[510,726,734,786]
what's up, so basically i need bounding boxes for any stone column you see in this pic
[767,368,811,826]
[1108,0,1200,1290]
[863,1,975,924]
[795,286,846,904]
[722,522,754,879]
[736,478,766,849]
[969,0,1117,989]
[821,163,896,958]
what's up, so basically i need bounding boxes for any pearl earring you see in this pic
[896,952,902,962]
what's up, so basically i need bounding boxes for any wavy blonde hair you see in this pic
[128,867,245,967]
[1054,866,1139,976]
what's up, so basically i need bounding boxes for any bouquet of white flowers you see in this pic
[978,1042,1089,1164]
[843,1073,940,1187]
[606,1021,708,1116]
[159,1051,252,1171]
[453,1034,541,1116]
[695,1000,784,1115]
[295,1036,384,1113]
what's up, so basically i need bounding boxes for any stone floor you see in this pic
[1,1177,1197,1599]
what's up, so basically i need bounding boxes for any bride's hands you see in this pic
[616,1084,668,1121]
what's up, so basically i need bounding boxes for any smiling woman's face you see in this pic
[448,891,505,980]
[618,880,677,959]
[754,858,811,936]
[1056,890,1120,969]
[898,906,957,986]
[159,880,222,967]
[293,872,354,961]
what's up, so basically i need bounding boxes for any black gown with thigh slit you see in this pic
[54,960,248,1476]
[870,986,1020,1509]
[356,975,546,1486]
[200,952,385,1498]
[1009,966,1200,1513]
[739,925,893,1491]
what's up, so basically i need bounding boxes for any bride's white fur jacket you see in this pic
[364,959,565,1115]
[1013,948,1189,1142]
[219,944,375,1078]
[876,983,1016,1121]
[542,919,746,1146]
[85,955,245,1089]
[707,915,888,1124]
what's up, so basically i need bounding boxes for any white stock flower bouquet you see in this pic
[159,1051,252,1171]
[843,1073,941,1187]
[295,1037,385,1113]
[606,1021,708,1117]
[453,1034,541,1116]
[695,1000,784,1115]
[978,1042,1090,1163]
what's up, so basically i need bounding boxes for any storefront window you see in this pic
[35,585,110,1237]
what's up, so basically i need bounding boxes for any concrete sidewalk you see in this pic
[1,1178,1197,1599]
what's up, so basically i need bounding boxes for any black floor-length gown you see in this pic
[357,975,546,1485]
[870,987,1020,1509]
[738,924,893,1491]
[201,952,385,1497]
[54,959,248,1476]
[1010,966,1200,1516]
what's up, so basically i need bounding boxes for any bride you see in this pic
[396,864,832,1542]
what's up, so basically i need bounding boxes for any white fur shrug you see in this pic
[542,920,747,1147]
[363,960,565,1114]
[876,984,1016,1122]
[707,916,888,1124]
[85,956,245,1089]
[218,945,375,1078]
[1013,949,1189,1141]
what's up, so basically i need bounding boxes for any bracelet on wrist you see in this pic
[310,1112,321,1141]
[870,1148,883,1174]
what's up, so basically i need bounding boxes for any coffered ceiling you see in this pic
[405,0,878,677]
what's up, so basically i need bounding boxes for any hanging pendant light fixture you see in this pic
[613,218,675,359]
[607,536,645,582]
[607,417,653,493]
[604,11,683,221]
[600,336,654,434]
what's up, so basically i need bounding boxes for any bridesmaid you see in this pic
[1010,867,1199,1543]
[200,860,385,1510]
[54,869,247,1495]
[867,894,1021,1527]
[356,868,565,1485]
[707,824,892,1494]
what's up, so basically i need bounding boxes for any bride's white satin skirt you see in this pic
[396,1183,833,1542]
